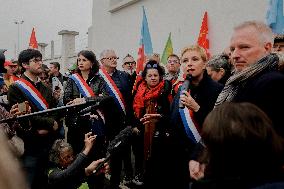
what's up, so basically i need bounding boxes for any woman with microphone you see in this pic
[169,45,223,188]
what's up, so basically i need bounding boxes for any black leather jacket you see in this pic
[63,73,109,104]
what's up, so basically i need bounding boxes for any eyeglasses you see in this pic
[146,63,158,68]
[167,60,179,64]
[103,57,119,61]
[124,61,135,65]
[29,58,42,63]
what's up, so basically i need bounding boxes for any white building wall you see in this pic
[90,0,268,65]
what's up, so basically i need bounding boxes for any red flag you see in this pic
[29,28,38,49]
[197,12,210,57]
[136,44,145,76]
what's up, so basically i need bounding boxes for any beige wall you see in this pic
[89,0,268,64]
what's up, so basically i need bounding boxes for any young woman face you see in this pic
[77,54,92,72]
[145,68,160,88]
[59,147,74,169]
[181,50,206,78]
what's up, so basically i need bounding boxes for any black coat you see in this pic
[169,72,223,189]
[170,72,223,155]
[232,70,284,137]
[8,74,57,155]
[105,69,134,138]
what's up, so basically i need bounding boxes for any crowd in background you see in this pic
[0,20,284,189]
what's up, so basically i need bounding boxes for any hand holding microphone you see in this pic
[179,75,200,112]
[179,91,200,112]
[179,75,192,109]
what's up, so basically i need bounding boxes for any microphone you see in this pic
[78,104,99,115]
[179,75,192,109]
[79,96,113,115]
[0,99,100,124]
[92,126,133,174]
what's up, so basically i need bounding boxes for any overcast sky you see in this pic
[0,0,92,60]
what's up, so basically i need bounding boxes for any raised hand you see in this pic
[82,132,96,155]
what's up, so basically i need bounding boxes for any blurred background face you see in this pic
[273,41,284,52]
[166,56,180,74]
[206,66,223,81]
[39,72,49,85]
[5,65,18,75]
[145,68,160,88]
[122,56,136,74]
[101,51,118,69]
[230,27,270,72]
[181,50,206,77]
[77,54,92,72]
[49,64,58,75]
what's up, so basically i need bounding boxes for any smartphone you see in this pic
[52,77,62,92]
[18,102,27,113]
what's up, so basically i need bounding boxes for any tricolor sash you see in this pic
[99,68,126,115]
[179,91,201,144]
[15,78,49,110]
[70,73,95,97]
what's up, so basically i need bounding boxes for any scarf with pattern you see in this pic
[215,54,278,107]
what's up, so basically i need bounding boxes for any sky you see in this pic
[0,0,92,60]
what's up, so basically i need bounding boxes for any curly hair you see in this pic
[49,139,73,166]
[142,60,165,79]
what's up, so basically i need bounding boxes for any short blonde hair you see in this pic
[181,45,208,62]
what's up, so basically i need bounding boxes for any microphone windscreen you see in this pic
[107,126,133,153]
[179,75,192,109]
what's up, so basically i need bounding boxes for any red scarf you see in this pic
[133,80,165,119]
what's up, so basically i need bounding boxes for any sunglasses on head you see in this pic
[146,63,158,68]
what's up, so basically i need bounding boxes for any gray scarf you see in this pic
[214,53,278,107]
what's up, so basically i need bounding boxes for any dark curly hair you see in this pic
[142,60,165,80]
[18,49,42,73]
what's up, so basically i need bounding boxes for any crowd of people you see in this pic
[0,20,284,189]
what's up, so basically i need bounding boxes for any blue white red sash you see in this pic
[179,91,201,144]
[70,73,95,97]
[99,68,126,115]
[15,78,49,110]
